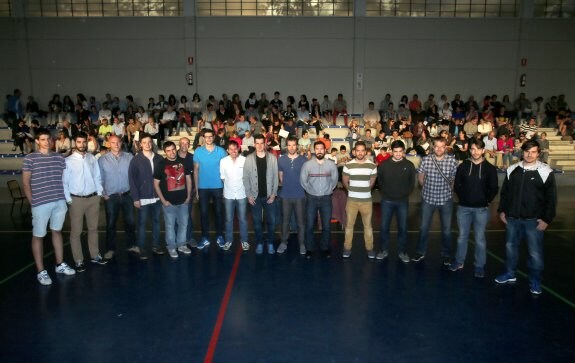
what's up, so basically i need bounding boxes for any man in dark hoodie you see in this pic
[494,139,556,295]
[450,138,499,278]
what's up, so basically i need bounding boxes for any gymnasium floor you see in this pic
[1,185,574,363]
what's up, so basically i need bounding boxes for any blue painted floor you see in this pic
[1,194,574,362]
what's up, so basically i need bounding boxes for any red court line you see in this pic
[204,244,243,363]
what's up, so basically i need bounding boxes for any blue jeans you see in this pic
[380,199,408,254]
[137,201,161,250]
[185,201,194,243]
[305,194,332,251]
[417,199,453,256]
[504,218,544,282]
[455,206,489,267]
[104,193,136,252]
[198,188,224,239]
[224,197,248,243]
[251,196,276,245]
[162,203,188,250]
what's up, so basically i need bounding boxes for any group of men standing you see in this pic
[23,127,556,296]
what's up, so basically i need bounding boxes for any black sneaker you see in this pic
[442,255,451,266]
[75,262,86,273]
[152,247,165,256]
[323,249,331,259]
[411,253,425,262]
[305,251,313,259]
[90,254,108,265]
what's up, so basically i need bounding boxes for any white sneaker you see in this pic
[168,249,179,258]
[241,241,250,251]
[177,245,192,254]
[37,270,52,285]
[222,241,232,251]
[55,262,76,275]
[276,243,288,254]
[127,245,141,255]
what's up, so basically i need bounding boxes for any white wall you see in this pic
[0,16,573,112]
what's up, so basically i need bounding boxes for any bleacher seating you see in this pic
[0,120,573,174]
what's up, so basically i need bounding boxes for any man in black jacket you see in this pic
[376,140,416,263]
[495,139,557,295]
[450,138,499,277]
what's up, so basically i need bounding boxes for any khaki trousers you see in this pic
[344,200,374,251]
[69,195,101,263]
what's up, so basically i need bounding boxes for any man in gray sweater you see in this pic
[300,141,339,258]
[376,140,416,263]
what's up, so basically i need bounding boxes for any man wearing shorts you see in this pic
[22,128,76,285]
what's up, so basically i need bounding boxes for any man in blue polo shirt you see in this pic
[193,128,227,250]
[277,136,307,255]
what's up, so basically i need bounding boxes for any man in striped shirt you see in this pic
[342,141,378,259]
[22,129,76,286]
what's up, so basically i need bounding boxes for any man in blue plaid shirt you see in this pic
[412,137,459,265]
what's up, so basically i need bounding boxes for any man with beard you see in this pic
[300,141,338,258]
[342,141,378,259]
[154,141,193,259]
[277,136,307,255]
[450,138,499,278]
[63,132,107,272]
[412,137,458,265]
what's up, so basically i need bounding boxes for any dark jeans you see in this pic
[104,193,136,252]
[251,196,277,245]
[136,201,161,251]
[505,218,544,282]
[185,201,195,243]
[280,198,305,246]
[380,199,408,254]
[198,188,224,239]
[305,194,332,251]
[416,199,453,257]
